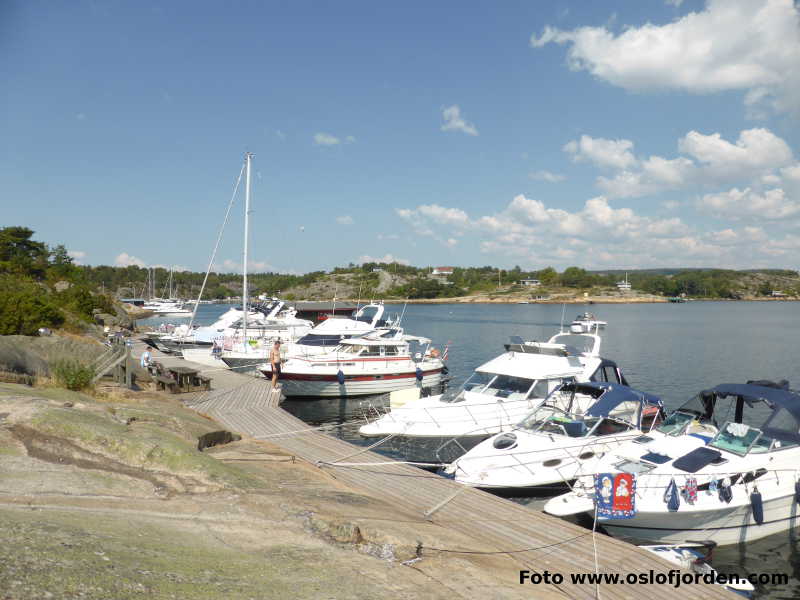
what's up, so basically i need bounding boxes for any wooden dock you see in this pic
[136,340,736,599]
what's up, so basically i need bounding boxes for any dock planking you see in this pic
[136,339,736,599]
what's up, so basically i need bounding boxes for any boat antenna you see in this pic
[398,297,409,326]
[560,303,566,333]
[355,281,362,313]
[185,161,244,337]
[242,152,253,351]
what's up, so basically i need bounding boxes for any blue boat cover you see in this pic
[577,382,662,418]
[709,383,800,424]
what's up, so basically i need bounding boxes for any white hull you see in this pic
[180,348,227,367]
[279,372,443,398]
[602,491,800,545]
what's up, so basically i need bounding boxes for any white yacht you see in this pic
[544,381,800,546]
[359,332,628,445]
[179,300,313,366]
[142,299,193,317]
[443,382,663,493]
[220,302,395,371]
[569,312,607,333]
[259,329,445,397]
[641,544,754,596]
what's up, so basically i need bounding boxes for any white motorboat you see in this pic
[179,300,313,366]
[544,381,800,546]
[142,299,193,317]
[221,302,396,371]
[258,330,445,398]
[569,312,607,333]
[359,332,628,444]
[443,382,663,493]
[641,543,754,596]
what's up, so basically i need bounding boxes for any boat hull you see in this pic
[601,492,800,546]
[273,370,444,398]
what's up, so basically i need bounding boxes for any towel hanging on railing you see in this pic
[664,478,680,512]
[719,477,733,504]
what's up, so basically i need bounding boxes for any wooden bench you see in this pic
[154,375,179,394]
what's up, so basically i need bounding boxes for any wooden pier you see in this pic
[136,340,736,600]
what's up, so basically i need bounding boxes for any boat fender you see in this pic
[795,479,800,504]
[415,367,423,381]
[337,370,345,385]
[750,486,764,524]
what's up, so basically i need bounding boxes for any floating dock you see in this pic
[137,340,736,599]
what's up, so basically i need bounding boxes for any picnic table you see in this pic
[148,362,212,393]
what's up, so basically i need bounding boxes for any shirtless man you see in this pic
[269,340,282,389]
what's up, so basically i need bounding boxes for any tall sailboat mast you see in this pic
[242,152,253,347]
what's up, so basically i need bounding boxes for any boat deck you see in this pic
[134,339,736,600]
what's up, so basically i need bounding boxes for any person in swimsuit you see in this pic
[270,340,282,389]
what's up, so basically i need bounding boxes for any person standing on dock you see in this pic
[140,347,152,369]
[269,340,282,389]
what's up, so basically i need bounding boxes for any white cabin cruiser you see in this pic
[544,381,800,546]
[142,299,193,317]
[570,312,607,333]
[180,301,313,366]
[359,332,628,445]
[443,382,663,493]
[222,302,395,371]
[259,330,444,398]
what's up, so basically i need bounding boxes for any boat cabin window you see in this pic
[615,459,655,474]
[709,422,763,456]
[361,345,382,356]
[607,400,641,426]
[338,344,366,354]
[385,345,400,356]
[594,418,633,436]
[483,375,535,400]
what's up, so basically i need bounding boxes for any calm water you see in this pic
[141,301,800,597]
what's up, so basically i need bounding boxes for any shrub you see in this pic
[51,359,95,391]
[0,277,64,335]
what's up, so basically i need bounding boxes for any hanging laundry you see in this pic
[719,477,733,504]
[664,478,680,512]
[684,477,698,504]
[751,486,764,524]
[594,473,637,519]
[708,478,718,496]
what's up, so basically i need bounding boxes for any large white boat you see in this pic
[442,382,663,493]
[142,299,193,317]
[544,381,800,546]
[569,312,607,333]
[179,300,313,366]
[258,330,445,398]
[359,332,628,446]
[220,302,395,371]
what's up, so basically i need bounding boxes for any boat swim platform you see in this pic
[133,340,735,600]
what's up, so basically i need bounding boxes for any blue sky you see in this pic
[2,0,799,273]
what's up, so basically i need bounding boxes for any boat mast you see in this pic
[242,152,253,348]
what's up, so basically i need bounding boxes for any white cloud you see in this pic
[564,135,637,170]
[698,187,800,220]
[441,105,479,136]
[67,250,86,265]
[215,259,274,273]
[445,238,458,248]
[314,132,340,146]
[590,127,794,199]
[357,254,410,265]
[665,0,684,6]
[531,0,800,116]
[114,252,146,268]
[336,215,354,225]
[529,170,566,183]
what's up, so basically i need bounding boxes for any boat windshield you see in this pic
[656,411,696,436]
[519,408,603,438]
[440,372,542,403]
[709,422,765,456]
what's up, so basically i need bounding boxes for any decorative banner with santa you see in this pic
[594,472,636,519]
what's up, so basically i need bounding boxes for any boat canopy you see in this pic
[706,383,800,443]
[580,382,663,418]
